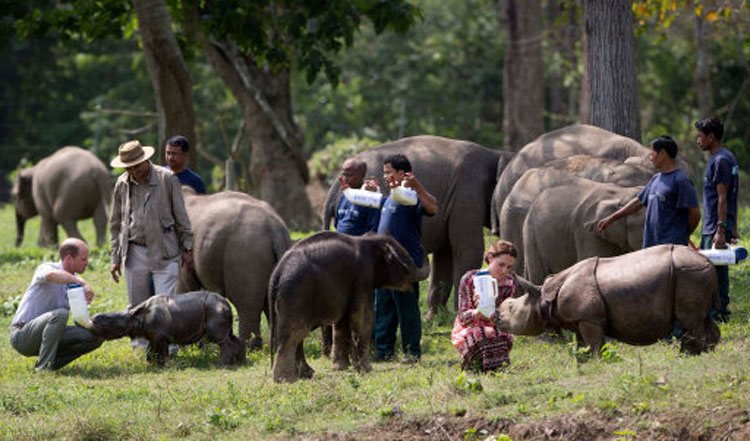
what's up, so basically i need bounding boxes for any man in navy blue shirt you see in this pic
[597,135,700,248]
[334,159,381,235]
[696,117,739,322]
[364,154,438,363]
[165,135,207,194]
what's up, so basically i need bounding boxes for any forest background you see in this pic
[1,0,749,228]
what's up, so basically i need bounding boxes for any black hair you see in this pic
[694,117,724,141]
[166,135,190,152]
[650,135,678,159]
[383,154,412,173]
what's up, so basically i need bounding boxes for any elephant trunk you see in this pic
[322,183,342,230]
[15,210,26,247]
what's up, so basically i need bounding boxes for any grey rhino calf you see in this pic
[497,244,720,356]
[90,291,245,365]
[269,231,416,383]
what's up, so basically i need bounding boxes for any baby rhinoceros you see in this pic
[269,231,416,383]
[90,291,245,365]
[497,244,720,356]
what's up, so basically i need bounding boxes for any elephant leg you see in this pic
[426,247,453,320]
[227,277,264,350]
[296,341,314,379]
[448,221,484,311]
[273,328,305,383]
[331,317,351,371]
[93,202,108,248]
[350,300,373,373]
[321,325,333,358]
[38,216,58,248]
[60,219,83,243]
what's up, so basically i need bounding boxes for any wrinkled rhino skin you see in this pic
[269,231,416,383]
[91,291,245,365]
[497,245,720,356]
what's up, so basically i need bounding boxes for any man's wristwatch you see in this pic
[717,221,728,230]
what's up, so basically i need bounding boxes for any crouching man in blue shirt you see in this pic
[597,135,700,248]
[364,154,438,363]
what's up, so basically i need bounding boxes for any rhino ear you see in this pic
[541,271,565,304]
[513,274,541,298]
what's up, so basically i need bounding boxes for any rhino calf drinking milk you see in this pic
[497,244,720,356]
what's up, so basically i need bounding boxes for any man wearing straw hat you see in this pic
[109,140,194,349]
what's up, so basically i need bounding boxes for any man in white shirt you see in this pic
[9,238,103,372]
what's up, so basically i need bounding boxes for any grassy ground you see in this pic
[1,203,750,440]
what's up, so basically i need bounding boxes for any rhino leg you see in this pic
[576,321,606,358]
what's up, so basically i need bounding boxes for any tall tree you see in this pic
[582,0,641,141]
[546,0,579,128]
[132,0,197,166]
[501,0,544,150]
[183,1,418,229]
[693,12,713,119]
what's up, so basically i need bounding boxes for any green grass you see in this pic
[1,203,750,439]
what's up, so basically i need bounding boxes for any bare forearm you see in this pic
[45,270,87,286]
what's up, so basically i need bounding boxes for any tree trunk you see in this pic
[582,0,640,141]
[194,32,316,230]
[132,0,197,168]
[547,0,579,128]
[502,0,544,151]
[693,13,713,119]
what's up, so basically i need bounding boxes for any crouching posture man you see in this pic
[9,238,103,372]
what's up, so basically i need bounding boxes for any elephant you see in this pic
[522,179,645,284]
[11,146,111,248]
[176,190,292,349]
[491,124,653,234]
[322,135,513,316]
[496,244,720,356]
[269,231,415,383]
[498,155,653,272]
[90,291,246,365]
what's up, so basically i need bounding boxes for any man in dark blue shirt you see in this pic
[597,135,700,248]
[334,159,380,235]
[364,154,438,363]
[696,117,739,322]
[165,135,207,194]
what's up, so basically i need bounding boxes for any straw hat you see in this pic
[110,140,155,168]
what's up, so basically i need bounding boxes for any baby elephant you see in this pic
[269,231,416,383]
[90,291,245,365]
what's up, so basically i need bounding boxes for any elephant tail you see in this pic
[268,265,282,369]
[95,169,113,214]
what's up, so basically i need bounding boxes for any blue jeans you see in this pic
[701,234,731,322]
[374,283,421,358]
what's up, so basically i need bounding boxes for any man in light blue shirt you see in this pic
[10,238,103,372]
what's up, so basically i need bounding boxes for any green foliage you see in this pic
[308,136,381,182]
[453,371,484,393]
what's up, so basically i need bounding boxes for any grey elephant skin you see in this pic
[269,231,415,383]
[322,135,513,315]
[12,146,111,248]
[491,124,653,234]
[497,245,720,356]
[499,155,653,273]
[177,190,291,349]
[522,178,645,284]
[90,291,245,365]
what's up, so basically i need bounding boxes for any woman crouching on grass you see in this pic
[451,240,521,372]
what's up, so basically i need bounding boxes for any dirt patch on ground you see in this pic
[302,408,750,440]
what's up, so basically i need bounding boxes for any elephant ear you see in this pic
[583,198,621,232]
[385,243,413,272]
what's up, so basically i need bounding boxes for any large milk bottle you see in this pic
[342,187,383,208]
[699,244,749,265]
[390,183,418,206]
[473,271,498,318]
[67,283,93,328]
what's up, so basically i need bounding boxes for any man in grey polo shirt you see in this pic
[10,238,103,372]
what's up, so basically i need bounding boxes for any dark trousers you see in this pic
[701,234,731,322]
[374,283,421,358]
